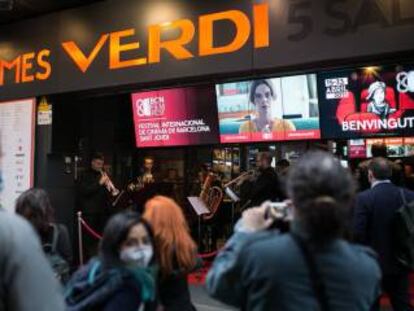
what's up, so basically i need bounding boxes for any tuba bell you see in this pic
[199,172,223,220]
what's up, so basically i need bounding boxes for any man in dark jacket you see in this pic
[241,152,282,209]
[357,143,405,191]
[353,157,414,311]
[77,152,111,257]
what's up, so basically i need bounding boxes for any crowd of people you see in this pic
[0,145,413,310]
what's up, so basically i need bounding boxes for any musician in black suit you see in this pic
[240,152,282,209]
[353,157,414,311]
[77,152,112,258]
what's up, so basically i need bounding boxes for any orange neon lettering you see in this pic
[253,3,269,48]
[36,49,52,80]
[62,34,109,73]
[109,29,146,69]
[21,52,35,83]
[199,10,251,56]
[148,19,195,64]
[0,56,21,85]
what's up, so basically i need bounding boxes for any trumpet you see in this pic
[100,170,120,197]
[224,170,256,188]
[127,173,154,192]
[127,179,144,192]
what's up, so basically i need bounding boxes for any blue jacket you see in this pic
[206,225,380,311]
[65,259,155,311]
[353,182,414,274]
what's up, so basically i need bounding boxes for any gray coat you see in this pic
[207,224,381,311]
[0,211,65,311]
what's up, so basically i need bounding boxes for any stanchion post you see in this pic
[77,211,84,266]
[198,216,201,248]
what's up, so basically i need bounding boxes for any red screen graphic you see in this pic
[131,86,219,148]
[319,65,414,139]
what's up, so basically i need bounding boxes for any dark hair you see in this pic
[91,152,104,161]
[368,157,392,180]
[287,151,355,245]
[258,151,273,165]
[249,79,275,104]
[99,211,155,268]
[371,143,387,158]
[15,188,54,235]
[276,159,290,168]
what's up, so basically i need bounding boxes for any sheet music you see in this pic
[187,196,210,216]
[225,187,240,202]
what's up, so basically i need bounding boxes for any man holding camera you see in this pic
[207,152,380,311]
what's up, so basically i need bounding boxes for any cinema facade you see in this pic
[0,0,413,251]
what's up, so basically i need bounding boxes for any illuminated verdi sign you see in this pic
[0,3,269,87]
[0,0,413,100]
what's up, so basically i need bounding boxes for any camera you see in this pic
[266,202,291,220]
[265,202,292,232]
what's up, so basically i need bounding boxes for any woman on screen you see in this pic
[239,79,296,134]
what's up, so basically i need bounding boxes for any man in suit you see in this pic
[357,143,405,191]
[240,152,282,209]
[353,157,414,311]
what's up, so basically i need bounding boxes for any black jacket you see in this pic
[158,251,197,311]
[77,169,108,215]
[243,167,281,208]
[353,182,414,274]
[41,223,73,265]
[159,272,193,311]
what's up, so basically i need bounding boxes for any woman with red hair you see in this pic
[143,196,198,311]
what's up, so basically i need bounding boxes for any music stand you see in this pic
[188,196,210,247]
[224,187,240,226]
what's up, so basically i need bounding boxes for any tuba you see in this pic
[200,172,223,220]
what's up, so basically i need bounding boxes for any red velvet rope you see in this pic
[198,249,220,259]
[80,219,103,240]
[79,216,221,258]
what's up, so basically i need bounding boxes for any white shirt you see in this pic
[371,179,391,189]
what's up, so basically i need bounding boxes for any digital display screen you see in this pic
[318,65,414,139]
[348,137,414,159]
[216,74,321,143]
[131,86,220,148]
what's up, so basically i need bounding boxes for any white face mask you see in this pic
[120,245,153,268]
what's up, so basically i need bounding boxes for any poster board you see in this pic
[132,86,220,148]
[0,98,35,212]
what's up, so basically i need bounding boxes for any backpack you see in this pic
[394,189,414,270]
[43,224,71,283]
[65,260,135,311]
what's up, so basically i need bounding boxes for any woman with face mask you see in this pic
[65,211,157,311]
[143,196,198,311]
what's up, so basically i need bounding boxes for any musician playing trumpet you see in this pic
[236,152,283,210]
[77,152,116,258]
[127,156,155,192]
